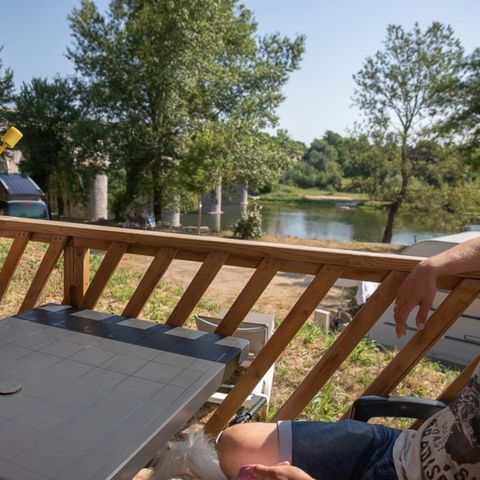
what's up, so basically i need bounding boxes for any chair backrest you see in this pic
[195,315,269,355]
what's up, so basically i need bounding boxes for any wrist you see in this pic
[416,259,441,279]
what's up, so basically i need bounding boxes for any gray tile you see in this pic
[118,318,157,329]
[71,309,113,321]
[10,332,57,351]
[149,384,185,407]
[134,361,184,383]
[96,337,160,360]
[52,367,125,408]
[24,359,93,399]
[2,351,62,387]
[15,401,76,433]
[0,317,25,327]
[112,375,166,398]
[68,346,116,366]
[0,459,49,480]
[118,399,166,429]
[1,328,30,345]
[154,351,195,368]
[1,317,46,333]
[169,368,207,388]
[0,420,45,458]
[215,336,249,349]
[164,327,208,339]
[53,409,116,447]
[64,330,100,346]
[26,322,72,339]
[0,343,44,370]
[53,447,111,480]
[15,433,87,478]
[100,353,149,375]
[188,358,221,372]
[40,339,86,358]
[92,376,165,423]
[94,424,137,456]
[0,393,42,421]
[38,304,71,312]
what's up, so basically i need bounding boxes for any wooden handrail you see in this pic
[0,217,476,435]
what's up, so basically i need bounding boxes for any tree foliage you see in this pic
[67,0,305,219]
[353,22,464,242]
[0,49,14,124]
[439,48,480,168]
[12,77,91,215]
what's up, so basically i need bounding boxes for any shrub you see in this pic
[232,204,263,239]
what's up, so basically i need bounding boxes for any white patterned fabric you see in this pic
[393,365,480,479]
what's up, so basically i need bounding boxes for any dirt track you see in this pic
[121,235,403,318]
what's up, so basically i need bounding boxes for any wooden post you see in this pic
[63,240,90,307]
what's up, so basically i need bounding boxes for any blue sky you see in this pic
[2,0,479,144]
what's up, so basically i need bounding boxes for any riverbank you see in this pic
[256,185,387,209]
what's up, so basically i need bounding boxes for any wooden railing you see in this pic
[0,217,478,436]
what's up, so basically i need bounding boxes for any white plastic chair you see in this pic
[194,312,275,418]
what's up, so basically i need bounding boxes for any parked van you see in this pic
[0,174,50,220]
[368,231,480,367]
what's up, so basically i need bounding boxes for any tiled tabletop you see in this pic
[0,304,248,480]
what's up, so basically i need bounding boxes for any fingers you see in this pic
[251,464,275,479]
[394,301,412,338]
[415,291,435,330]
[251,463,289,479]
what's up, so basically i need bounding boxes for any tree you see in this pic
[303,138,343,189]
[0,48,14,125]
[353,22,464,242]
[67,0,305,220]
[439,48,480,168]
[13,77,87,215]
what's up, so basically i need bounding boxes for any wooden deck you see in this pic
[0,216,478,438]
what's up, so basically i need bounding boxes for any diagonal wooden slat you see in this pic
[355,278,480,405]
[166,252,229,327]
[436,355,480,403]
[0,231,31,304]
[205,264,344,436]
[79,241,128,310]
[273,270,407,421]
[409,355,480,429]
[20,235,68,312]
[215,257,280,336]
[122,248,177,318]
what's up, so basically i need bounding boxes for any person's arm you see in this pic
[394,236,480,337]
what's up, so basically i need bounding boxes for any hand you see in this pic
[394,262,437,337]
[250,462,314,480]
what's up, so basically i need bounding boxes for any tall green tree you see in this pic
[13,77,87,215]
[0,48,14,125]
[67,0,304,220]
[439,48,480,168]
[353,22,464,242]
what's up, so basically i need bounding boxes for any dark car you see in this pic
[0,174,50,220]
[0,199,50,219]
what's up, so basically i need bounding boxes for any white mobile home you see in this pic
[369,232,480,367]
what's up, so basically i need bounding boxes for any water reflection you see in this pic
[180,204,446,245]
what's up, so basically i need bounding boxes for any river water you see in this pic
[180,204,446,245]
